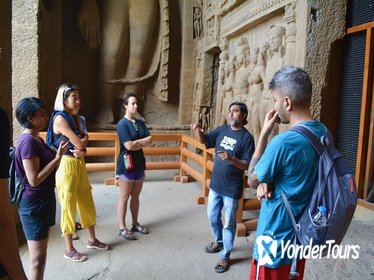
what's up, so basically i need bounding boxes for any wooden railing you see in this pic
[39,131,259,236]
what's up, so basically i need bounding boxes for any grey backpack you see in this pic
[282,124,357,278]
[8,147,26,204]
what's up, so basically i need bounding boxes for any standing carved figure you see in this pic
[193,7,203,39]
[220,59,235,125]
[232,38,250,104]
[78,0,169,125]
[246,45,267,142]
[259,25,285,138]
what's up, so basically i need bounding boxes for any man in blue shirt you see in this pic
[192,102,255,273]
[247,66,325,279]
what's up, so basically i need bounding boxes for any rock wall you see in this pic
[11,0,39,140]
[188,0,346,142]
[7,0,347,142]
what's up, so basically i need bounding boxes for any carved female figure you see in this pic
[259,25,285,138]
[246,46,267,143]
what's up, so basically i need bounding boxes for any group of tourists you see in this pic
[1,66,323,280]
[1,84,152,279]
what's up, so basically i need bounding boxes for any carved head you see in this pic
[267,25,285,51]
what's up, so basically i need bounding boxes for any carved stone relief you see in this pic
[77,0,170,127]
[209,1,297,142]
[193,6,203,39]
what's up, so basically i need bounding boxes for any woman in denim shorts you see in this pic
[15,97,68,279]
[116,93,152,240]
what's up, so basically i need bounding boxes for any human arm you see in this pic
[216,150,248,171]
[247,109,280,188]
[124,135,152,151]
[53,115,88,155]
[0,181,27,279]
[0,108,26,279]
[134,135,152,147]
[78,0,101,49]
[191,123,205,144]
[22,141,69,187]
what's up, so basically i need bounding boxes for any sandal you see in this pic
[72,232,79,241]
[214,259,229,273]
[87,239,110,251]
[204,242,222,253]
[131,223,149,234]
[119,229,137,240]
[75,222,83,231]
[64,248,87,262]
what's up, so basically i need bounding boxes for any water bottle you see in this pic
[313,205,327,226]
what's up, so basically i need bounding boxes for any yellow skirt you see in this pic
[56,156,96,235]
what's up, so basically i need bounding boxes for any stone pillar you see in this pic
[305,0,347,118]
[12,0,39,140]
[178,0,196,125]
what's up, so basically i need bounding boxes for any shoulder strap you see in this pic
[289,125,325,156]
[281,191,299,232]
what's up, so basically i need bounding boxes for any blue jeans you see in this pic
[207,189,239,261]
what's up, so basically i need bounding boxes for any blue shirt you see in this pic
[116,117,151,175]
[205,125,254,199]
[253,120,325,267]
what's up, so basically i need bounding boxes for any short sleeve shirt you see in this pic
[0,107,10,179]
[116,117,151,175]
[253,120,326,268]
[15,133,56,199]
[205,125,254,199]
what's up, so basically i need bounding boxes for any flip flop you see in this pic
[204,242,222,253]
[214,260,229,273]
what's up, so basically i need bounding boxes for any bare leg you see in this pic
[87,225,96,242]
[117,178,134,230]
[27,238,48,280]
[64,234,74,252]
[129,179,144,225]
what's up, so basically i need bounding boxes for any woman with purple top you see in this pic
[15,97,68,280]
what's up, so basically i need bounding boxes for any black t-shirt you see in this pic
[0,107,10,179]
[205,125,255,199]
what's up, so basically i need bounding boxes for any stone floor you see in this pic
[19,170,374,280]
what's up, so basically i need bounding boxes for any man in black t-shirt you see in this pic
[192,102,255,273]
[0,107,26,279]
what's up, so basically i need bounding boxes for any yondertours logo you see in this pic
[256,235,360,265]
[256,235,277,265]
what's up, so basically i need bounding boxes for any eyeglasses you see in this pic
[132,120,138,131]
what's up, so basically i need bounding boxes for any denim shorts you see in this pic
[18,191,56,240]
[116,170,145,182]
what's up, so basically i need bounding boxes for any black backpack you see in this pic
[8,147,26,204]
[282,124,357,278]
